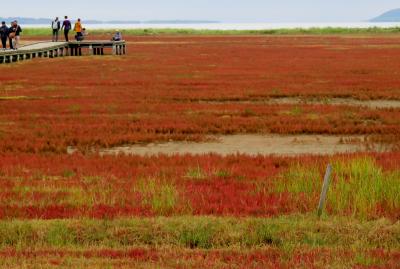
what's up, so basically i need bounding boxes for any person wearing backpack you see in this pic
[61,16,71,42]
[51,17,61,42]
[0,21,8,49]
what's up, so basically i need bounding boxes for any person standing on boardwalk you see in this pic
[8,21,14,49]
[74,19,83,41]
[14,21,22,49]
[8,21,22,50]
[51,17,61,42]
[61,16,71,41]
[0,21,8,49]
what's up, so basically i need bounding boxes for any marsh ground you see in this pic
[0,34,399,268]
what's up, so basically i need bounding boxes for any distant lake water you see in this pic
[24,22,400,30]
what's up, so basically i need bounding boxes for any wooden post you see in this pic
[89,45,93,55]
[112,44,116,55]
[317,164,333,217]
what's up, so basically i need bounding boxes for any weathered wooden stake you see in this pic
[317,164,333,217]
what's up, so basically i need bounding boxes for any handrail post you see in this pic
[317,164,333,217]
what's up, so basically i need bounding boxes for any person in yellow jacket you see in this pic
[74,18,83,41]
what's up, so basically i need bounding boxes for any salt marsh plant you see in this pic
[330,157,400,218]
[276,157,400,219]
[135,178,179,215]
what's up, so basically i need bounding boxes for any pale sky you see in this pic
[1,0,398,22]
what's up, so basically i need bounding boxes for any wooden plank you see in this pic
[0,40,126,63]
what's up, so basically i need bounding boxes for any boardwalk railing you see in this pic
[0,40,126,64]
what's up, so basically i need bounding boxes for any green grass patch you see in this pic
[275,163,321,195]
[0,96,29,101]
[45,221,76,247]
[22,27,400,37]
[330,157,400,218]
[62,169,76,178]
[275,157,400,219]
[0,215,398,250]
[136,178,179,215]
[184,166,207,180]
[178,221,215,249]
[214,169,232,178]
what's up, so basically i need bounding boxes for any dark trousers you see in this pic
[75,32,83,41]
[52,29,59,42]
[9,38,13,49]
[1,37,7,48]
[64,29,70,42]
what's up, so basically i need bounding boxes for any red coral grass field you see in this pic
[0,34,399,268]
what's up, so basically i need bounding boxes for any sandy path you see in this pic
[90,135,392,157]
[195,97,400,109]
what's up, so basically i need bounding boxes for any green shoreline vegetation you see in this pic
[23,27,400,36]
[0,215,398,250]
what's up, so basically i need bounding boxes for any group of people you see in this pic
[0,20,22,50]
[51,16,122,42]
[1,16,123,50]
[51,16,87,42]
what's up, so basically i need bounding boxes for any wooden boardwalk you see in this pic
[0,40,126,64]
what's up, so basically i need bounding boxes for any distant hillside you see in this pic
[0,17,51,24]
[370,8,400,22]
[0,17,218,25]
[144,20,220,24]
